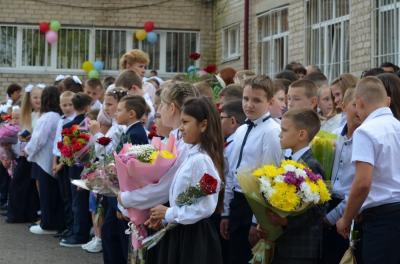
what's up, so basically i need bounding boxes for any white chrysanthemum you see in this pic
[274,175,285,183]
[259,178,274,198]
[295,168,307,178]
[126,144,156,162]
[299,182,320,203]
[284,164,296,172]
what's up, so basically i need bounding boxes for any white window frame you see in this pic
[257,6,289,77]
[221,23,240,62]
[0,24,200,77]
[305,0,350,81]
[372,1,400,67]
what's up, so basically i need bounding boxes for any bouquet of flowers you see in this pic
[72,136,119,196]
[57,124,94,167]
[237,160,331,264]
[311,130,337,181]
[0,123,20,144]
[141,173,220,249]
[114,136,177,249]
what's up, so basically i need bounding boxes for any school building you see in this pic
[0,0,398,96]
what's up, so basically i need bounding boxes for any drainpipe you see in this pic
[244,0,249,69]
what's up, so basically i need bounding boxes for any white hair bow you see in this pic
[55,75,66,82]
[25,84,34,93]
[72,75,82,85]
[36,83,46,89]
[12,105,20,112]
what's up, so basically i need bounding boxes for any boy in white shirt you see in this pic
[84,78,104,111]
[336,76,400,263]
[223,75,282,264]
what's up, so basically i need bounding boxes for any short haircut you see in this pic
[331,73,358,95]
[273,79,287,95]
[115,70,143,90]
[87,109,100,120]
[221,99,246,125]
[220,84,243,101]
[355,76,388,105]
[172,73,186,82]
[63,77,83,93]
[85,78,103,90]
[294,66,307,75]
[194,81,213,98]
[275,70,299,83]
[102,76,115,89]
[285,61,303,71]
[120,95,147,119]
[71,92,92,112]
[362,67,385,78]
[380,62,399,72]
[306,64,321,74]
[150,70,158,75]
[119,49,150,70]
[283,108,321,142]
[7,83,22,97]
[243,75,274,100]
[342,87,355,107]
[289,79,318,98]
[304,72,328,88]
[234,70,256,85]
[60,91,75,100]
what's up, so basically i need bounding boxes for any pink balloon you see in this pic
[45,31,58,44]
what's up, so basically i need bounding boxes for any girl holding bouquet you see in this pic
[146,97,224,264]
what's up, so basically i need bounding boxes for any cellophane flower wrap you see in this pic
[57,121,94,167]
[0,123,20,144]
[311,131,337,181]
[114,136,177,249]
[237,160,331,264]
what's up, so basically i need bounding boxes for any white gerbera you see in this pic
[284,164,296,172]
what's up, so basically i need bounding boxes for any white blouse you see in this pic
[120,129,189,210]
[164,144,221,225]
[93,119,125,158]
[25,111,61,176]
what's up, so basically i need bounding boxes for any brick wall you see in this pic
[288,0,306,65]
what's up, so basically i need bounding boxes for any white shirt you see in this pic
[291,146,311,162]
[164,144,221,224]
[91,100,102,111]
[25,112,61,176]
[143,82,156,103]
[52,113,76,157]
[143,93,155,128]
[325,124,356,224]
[93,119,125,158]
[321,114,342,133]
[31,111,40,130]
[224,112,282,216]
[222,132,236,217]
[352,107,400,211]
[120,129,190,210]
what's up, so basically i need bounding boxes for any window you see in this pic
[373,0,400,67]
[0,26,16,67]
[258,7,288,77]
[222,24,240,61]
[95,29,126,70]
[0,24,199,75]
[306,0,350,81]
[58,28,90,69]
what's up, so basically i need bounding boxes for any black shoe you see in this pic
[59,237,87,248]
[0,212,7,217]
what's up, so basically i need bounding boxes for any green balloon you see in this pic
[50,20,61,32]
[88,70,99,79]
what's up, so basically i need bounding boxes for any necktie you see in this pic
[236,120,255,169]
[285,155,292,160]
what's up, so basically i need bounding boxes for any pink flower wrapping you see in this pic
[114,136,178,249]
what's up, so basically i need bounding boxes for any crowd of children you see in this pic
[0,50,400,264]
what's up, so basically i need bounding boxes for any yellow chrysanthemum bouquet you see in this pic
[237,160,331,264]
[311,131,337,180]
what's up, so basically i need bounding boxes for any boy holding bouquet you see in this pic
[268,108,325,264]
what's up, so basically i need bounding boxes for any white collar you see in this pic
[248,112,271,126]
[125,120,141,132]
[188,144,202,156]
[363,107,393,123]
[291,146,311,162]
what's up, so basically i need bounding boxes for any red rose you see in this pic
[61,146,72,157]
[97,136,112,146]
[72,142,83,152]
[203,64,217,74]
[57,141,64,150]
[71,125,79,133]
[61,128,71,136]
[79,133,90,141]
[199,173,218,195]
[189,52,201,61]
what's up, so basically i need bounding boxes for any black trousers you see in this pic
[361,203,400,264]
[228,191,253,264]
[57,166,73,231]
[33,163,63,230]
[101,197,129,264]
[0,162,10,206]
[7,157,38,222]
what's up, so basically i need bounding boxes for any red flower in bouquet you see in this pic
[61,127,71,136]
[60,146,73,158]
[57,141,63,150]
[79,133,91,141]
[199,173,218,194]
[72,142,84,152]
[203,64,217,74]
[189,52,201,60]
[148,124,157,140]
[97,136,112,146]
[71,124,80,133]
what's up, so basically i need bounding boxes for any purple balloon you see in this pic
[46,31,58,44]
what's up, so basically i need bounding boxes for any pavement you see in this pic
[0,217,102,264]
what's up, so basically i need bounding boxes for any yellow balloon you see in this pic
[135,30,147,41]
[82,61,94,73]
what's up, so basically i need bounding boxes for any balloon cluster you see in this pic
[39,20,61,44]
[81,60,104,79]
[135,21,158,44]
